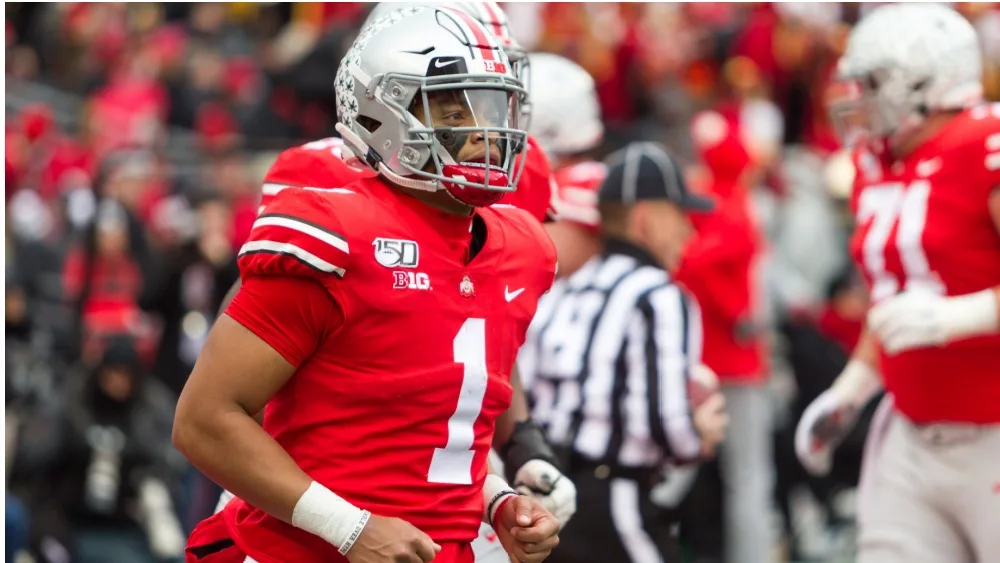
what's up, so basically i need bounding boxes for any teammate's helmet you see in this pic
[453,2,531,125]
[336,7,527,207]
[526,53,603,157]
[829,3,983,146]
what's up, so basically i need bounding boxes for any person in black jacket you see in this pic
[9,335,186,563]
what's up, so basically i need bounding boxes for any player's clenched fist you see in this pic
[494,495,560,563]
[348,514,442,563]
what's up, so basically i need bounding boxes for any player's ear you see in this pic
[629,202,651,243]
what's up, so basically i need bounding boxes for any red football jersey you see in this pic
[551,160,606,232]
[849,104,1000,424]
[221,175,558,563]
[503,135,560,223]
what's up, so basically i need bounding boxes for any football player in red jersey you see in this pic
[207,7,579,554]
[174,7,561,563]
[794,5,1000,562]
[526,52,605,279]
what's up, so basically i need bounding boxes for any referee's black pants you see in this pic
[548,458,680,563]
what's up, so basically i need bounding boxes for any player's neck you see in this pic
[399,186,475,217]
[890,111,959,160]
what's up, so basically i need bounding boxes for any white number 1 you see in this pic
[428,318,488,485]
[857,180,944,302]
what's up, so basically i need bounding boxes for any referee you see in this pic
[519,142,728,563]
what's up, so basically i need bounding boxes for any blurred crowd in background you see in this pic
[6,3,1000,563]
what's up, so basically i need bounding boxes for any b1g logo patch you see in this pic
[374,238,419,268]
[393,271,431,291]
[483,60,507,74]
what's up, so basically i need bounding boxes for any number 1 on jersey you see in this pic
[428,318,488,485]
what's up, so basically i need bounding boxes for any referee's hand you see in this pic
[693,393,728,459]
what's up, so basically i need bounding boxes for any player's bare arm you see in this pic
[494,365,529,448]
[796,328,883,476]
[492,348,577,531]
[174,314,315,521]
[215,278,265,428]
[218,278,242,317]
[175,312,439,562]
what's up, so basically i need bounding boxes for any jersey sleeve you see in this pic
[239,187,352,281]
[226,276,343,367]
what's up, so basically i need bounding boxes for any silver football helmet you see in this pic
[526,53,603,157]
[829,3,983,147]
[336,7,527,207]
[364,2,527,79]
[364,2,530,123]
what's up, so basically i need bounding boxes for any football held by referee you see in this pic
[522,142,729,563]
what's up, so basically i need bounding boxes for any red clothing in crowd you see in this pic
[677,181,766,381]
[676,110,767,382]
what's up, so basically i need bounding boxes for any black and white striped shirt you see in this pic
[519,239,703,469]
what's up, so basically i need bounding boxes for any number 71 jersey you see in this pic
[225,176,558,563]
[848,104,1000,423]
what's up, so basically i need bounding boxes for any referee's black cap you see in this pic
[598,142,714,211]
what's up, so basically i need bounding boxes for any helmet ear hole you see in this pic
[357,116,382,134]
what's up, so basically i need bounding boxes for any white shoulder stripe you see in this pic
[304,187,355,194]
[261,182,355,196]
[251,216,350,254]
[238,240,346,276]
[262,183,291,196]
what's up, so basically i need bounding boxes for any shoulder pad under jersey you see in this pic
[258,138,373,213]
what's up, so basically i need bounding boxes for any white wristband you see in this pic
[831,359,882,408]
[292,481,370,555]
[483,474,518,526]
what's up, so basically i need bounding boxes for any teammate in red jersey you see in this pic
[795,5,1000,562]
[526,52,605,279]
[174,7,560,563]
